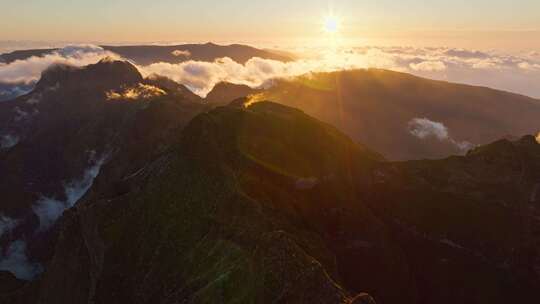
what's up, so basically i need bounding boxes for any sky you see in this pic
[1,0,539,50]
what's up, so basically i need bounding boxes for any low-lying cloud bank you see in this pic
[0,45,119,84]
[0,45,120,100]
[139,46,540,98]
[408,117,474,152]
[0,152,107,280]
[1,44,540,99]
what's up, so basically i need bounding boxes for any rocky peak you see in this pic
[35,59,142,91]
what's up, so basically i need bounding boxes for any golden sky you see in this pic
[1,0,539,50]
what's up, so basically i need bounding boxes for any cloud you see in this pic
[0,44,119,85]
[408,117,474,152]
[106,83,166,100]
[0,151,107,281]
[442,48,489,59]
[2,44,540,99]
[171,50,191,58]
[518,62,540,71]
[0,215,18,238]
[32,152,106,231]
[32,198,66,232]
[409,61,447,72]
[0,240,43,280]
[139,55,367,97]
[0,134,19,149]
[408,118,448,140]
[138,46,540,98]
[0,84,34,102]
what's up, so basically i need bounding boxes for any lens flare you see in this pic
[324,16,340,34]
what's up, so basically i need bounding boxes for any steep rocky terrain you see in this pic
[365,135,540,303]
[1,60,539,303]
[0,60,210,279]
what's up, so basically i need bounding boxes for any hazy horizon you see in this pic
[1,0,539,50]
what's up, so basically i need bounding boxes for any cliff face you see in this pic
[0,60,210,284]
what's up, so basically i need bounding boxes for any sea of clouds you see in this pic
[1,44,539,99]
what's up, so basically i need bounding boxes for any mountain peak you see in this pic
[36,59,142,91]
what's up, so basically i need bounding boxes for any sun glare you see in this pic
[324,16,340,34]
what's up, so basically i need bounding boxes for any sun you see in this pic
[323,16,340,34]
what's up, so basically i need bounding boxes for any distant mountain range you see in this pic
[0,43,292,102]
[206,70,540,160]
[0,43,292,65]
[1,60,539,304]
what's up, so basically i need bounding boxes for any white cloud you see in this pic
[138,46,540,98]
[32,152,106,231]
[442,48,489,59]
[409,118,449,140]
[518,62,540,71]
[32,197,65,232]
[410,61,447,72]
[2,44,540,99]
[138,53,381,97]
[171,50,191,58]
[1,151,107,281]
[0,240,43,280]
[0,45,119,84]
[408,117,474,152]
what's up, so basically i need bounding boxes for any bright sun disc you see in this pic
[324,16,339,33]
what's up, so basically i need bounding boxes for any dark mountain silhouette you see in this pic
[204,82,260,105]
[210,69,540,160]
[0,48,55,64]
[0,43,292,65]
[102,43,292,65]
[1,61,539,304]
